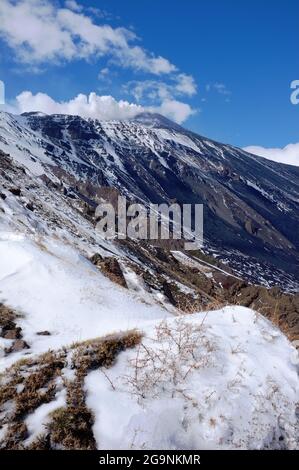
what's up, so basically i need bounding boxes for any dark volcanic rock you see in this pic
[91,255,127,288]
[8,187,21,196]
[1,111,299,289]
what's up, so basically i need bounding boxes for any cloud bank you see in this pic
[244,143,299,167]
[13,91,194,124]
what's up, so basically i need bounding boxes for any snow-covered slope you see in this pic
[0,234,168,369]
[0,130,299,449]
[0,111,298,288]
[86,308,299,450]
[0,231,298,449]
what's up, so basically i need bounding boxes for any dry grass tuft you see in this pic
[45,330,142,450]
[71,330,142,374]
[48,405,96,450]
[0,303,19,329]
[14,353,66,419]
[0,350,67,449]
[27,433,51,450]
[1,422,28,450]
[0,330,142,450]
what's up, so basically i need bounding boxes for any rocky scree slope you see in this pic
[0,111,298,289]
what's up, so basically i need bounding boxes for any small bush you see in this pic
[48,405,96,450]
[124,319,216,403]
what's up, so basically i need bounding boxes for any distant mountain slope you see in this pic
[0,111,298,289]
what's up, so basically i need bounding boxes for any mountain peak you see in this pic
[131,112,184,131]
[21,111,48,117]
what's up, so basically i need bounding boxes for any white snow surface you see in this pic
[0,233,168,369]
[0,110,299,449]
[24,382,66,446]
[0,232,298,449]
[85,309,299,450]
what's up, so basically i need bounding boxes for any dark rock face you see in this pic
[91,255,127,288]
[8,187,21,196]
[1,111,299,289]
[245,219,260,235]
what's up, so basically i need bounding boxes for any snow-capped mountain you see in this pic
[0,110,298,289]
[1,111,299,450]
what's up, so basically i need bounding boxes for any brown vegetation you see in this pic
[0,330,142,450]
[115,241,299,339]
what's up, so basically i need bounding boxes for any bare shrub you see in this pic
[124,318,216,403]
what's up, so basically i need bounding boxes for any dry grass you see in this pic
[0,330,142,450]
[71,330,142,373]
[14,360,64,419]
[47,331,142,450]
[48,405,96,450]
[0,303,17,328]
[0,350,67,449]
[27,433,51,450]
[1,422,28,450]
[202,298,227,312]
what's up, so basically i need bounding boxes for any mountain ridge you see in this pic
[0,110,298,290]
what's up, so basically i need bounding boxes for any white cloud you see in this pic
[113,46,176,75]
[244,143,299,167]
[16,91,144,121]
[98,67,112,83]
[125,74,196,103]
[0,1,198,122]
[152,99,196,124]
[13,90,195,124]
[0,0,176,75]
[206,82,231,96]
[213,83,231,95]
[64,0,83,13]
[175,73,197,96]
[125,80,170,102]
[0,0,77,63]
[122,75,197,124]
[99,67,110,76]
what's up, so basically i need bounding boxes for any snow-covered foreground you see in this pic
[0,233,298,449]
[0,233,168,369]
[86,309,299,450]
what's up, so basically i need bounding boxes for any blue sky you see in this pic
[0,0,298,150]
